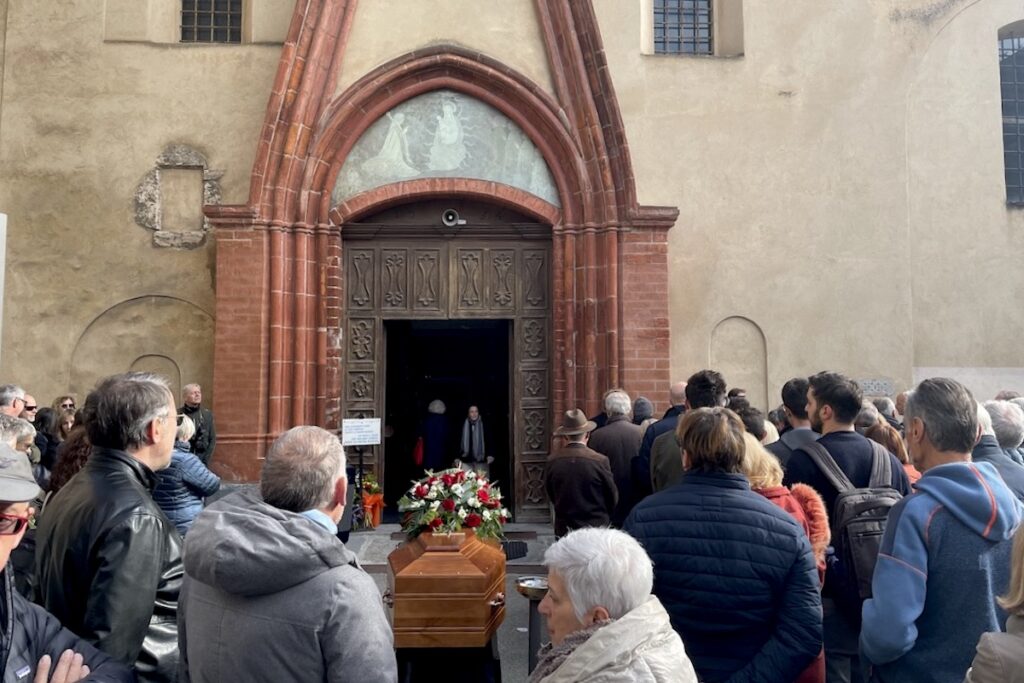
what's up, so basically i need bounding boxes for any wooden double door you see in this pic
[342,234,553,521]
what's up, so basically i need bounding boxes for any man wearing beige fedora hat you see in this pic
[544,409,618,538]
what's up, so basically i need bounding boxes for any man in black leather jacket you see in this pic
[0,443,133,682]
[35,372,183,683]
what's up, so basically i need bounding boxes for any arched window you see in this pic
[1000,21,1024,204]
[181,0,242,44]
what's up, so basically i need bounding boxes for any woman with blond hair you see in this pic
[965,525,1024,682]
[742,433,830,580]
[742,432,829,683]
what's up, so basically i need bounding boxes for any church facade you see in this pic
[2,0,1022,515]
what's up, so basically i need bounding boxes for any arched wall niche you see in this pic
[71,296,213,404]
[710,316,769,412]
[130,355,183,401]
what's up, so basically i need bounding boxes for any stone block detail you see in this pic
[134,144,224,249]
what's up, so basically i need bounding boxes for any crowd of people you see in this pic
[542,370,1024,683]
[0,369,1021,682]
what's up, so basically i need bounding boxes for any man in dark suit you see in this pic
[767,378,819,468]
[544,410,618,538]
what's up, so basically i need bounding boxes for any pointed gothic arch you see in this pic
[206,1,679,493]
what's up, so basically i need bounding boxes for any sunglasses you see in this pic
[60,403,74,409]
[0,513,32,535]
[23,405,37,411]
[176,414,184,426]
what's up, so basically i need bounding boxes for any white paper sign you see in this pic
[341,418,382,447]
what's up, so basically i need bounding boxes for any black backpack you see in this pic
[803,440,903,624]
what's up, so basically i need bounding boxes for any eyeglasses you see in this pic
[176,414,184,426]
[0,513,33,535]
[60,403,74,409]
[23,405,37,411]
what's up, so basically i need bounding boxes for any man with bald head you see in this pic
[633,382,687,499]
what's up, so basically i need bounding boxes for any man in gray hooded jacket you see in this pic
[178,426,397,683]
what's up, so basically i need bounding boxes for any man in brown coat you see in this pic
[587,390,642,525]
[544,410,618,538]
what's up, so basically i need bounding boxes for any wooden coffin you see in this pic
[386,531,506,648]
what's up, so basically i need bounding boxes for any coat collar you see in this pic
[662,405,685,420]
[89,446,158,491]
[680,470,751,490]
[604,414,629,426]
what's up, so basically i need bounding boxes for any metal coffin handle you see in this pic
[489,592,505,608]
[382,588,395,608]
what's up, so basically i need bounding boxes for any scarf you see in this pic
[528,619,611,683]
[460,418,485,461]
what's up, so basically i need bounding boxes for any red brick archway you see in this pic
[206,0,677,481]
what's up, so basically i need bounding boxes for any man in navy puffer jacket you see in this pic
[625,406,822,683]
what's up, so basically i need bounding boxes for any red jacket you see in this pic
[755,483,831,683]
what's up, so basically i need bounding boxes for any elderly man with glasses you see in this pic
[0,385,26,418]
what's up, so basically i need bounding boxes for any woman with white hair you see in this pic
[531,528,698,683]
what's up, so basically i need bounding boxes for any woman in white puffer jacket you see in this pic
[530,528,698,683]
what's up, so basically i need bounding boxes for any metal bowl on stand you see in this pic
[515,575,549,600]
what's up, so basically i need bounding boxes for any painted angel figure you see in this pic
[362,111,420,180]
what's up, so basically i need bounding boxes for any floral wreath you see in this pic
[398,468,508,540]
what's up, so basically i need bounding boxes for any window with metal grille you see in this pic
[654,0,713,55]
[1001,30,1024,204]
[181,0,242,44]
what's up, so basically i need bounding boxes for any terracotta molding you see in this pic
[210,0,679,475]
[330,179,562,226]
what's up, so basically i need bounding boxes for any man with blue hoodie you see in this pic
[861,378,1023,682]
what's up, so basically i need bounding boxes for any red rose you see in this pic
[478,490,490,503]
[427,476,438,485]
[441,498,456,512]
[499,516,507,524]
[465,513,482,528]
[456,470,466,483]
[414,484,430,498]
[441,474,455,487]
[429,517,443,529]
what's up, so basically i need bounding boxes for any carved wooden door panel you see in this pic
[342,237,551,521]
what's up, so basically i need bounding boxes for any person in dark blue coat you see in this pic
[973,404,1024,503]
[153,415,220,536]
[624,406,822,683]
[421,399,449,471]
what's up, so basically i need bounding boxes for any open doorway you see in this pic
[383,319,512,513]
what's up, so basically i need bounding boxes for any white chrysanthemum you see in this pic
[482,509,492,520]
[457,507,468,520]
[500,508,509,517]
[430,501,440,511]
[467,496,481,508]
[451,483,464,495]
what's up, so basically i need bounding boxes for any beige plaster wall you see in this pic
[3,0,1021,411]
[0,0,280,405]
[335,0,554,97]
[595,0,1023,405]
